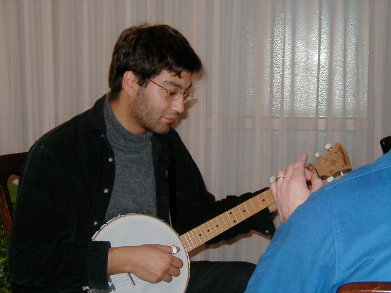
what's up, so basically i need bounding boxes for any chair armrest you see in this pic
[338,282,391,293]
[0,185,13,238]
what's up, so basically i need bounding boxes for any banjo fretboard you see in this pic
[179,189,275,252]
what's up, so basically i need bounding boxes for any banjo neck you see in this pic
[179,189,275,252]
[179,142,352,252]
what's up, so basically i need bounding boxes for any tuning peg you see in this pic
[315,152,320,158]
[326,176,334,183]
[324,143,332,150]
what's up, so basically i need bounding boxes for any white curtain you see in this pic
[1,0,390,264]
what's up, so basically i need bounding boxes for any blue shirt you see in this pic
[245,152,391,293]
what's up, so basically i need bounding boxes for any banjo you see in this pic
[91,143,351,293]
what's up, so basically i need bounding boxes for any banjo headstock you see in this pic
[315,142,352,182]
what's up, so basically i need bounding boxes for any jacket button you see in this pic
[93,221,99,226]
[103,188,109,194]
[108,157,114,162]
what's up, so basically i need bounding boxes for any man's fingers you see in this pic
[304,165,316,180]
[169,265,181,277]
[162,264,181,283]
[163,274,173,283]
[298,153,308,164]
[303,165,324,192]
[171,255,183,268]
[285,153,307,180]
[157,244,180,255]
[310,172,324,192]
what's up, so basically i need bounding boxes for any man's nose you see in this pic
[170,97,185,113]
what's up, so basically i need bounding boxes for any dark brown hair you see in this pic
[108,24,203,95]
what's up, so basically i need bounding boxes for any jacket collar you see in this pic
[83,94,108,135]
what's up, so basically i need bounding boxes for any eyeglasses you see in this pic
[148,79,195,104]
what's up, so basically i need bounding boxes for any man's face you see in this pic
[131,70,193,134]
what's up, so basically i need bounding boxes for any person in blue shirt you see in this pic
[245,151,391,293]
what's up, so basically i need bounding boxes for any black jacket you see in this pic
[9,96,275,292]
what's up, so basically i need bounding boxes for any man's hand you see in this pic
[108,244,183,283]
[270,153,323,223]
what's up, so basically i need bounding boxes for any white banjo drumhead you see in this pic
[93,214,190,293]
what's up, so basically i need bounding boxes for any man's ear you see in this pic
[122,71,139,94]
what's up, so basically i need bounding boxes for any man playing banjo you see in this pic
[9,24,275,293]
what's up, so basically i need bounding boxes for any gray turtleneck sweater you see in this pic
[103,96,157,221]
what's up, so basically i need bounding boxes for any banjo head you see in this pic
[92,214,190,293]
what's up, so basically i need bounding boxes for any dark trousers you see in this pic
[187,261,255,293]
[12,261,255,293]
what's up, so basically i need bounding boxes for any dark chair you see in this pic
[0,152,28,239]
[380,136,391,154]
[338,282,391,293]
